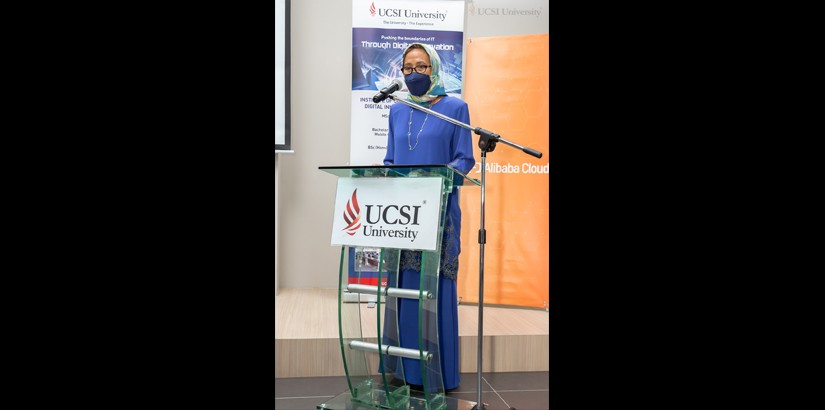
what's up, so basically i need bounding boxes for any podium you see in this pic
[317,165,480,410]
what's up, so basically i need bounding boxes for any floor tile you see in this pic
[451,372,509,393]
[497,390,551,410]
[447,391,509,409]
[275,376,349,398]
[274,396,334,409]
[481,371,549,391]
[275,372,550,409]
[449,372,549,393]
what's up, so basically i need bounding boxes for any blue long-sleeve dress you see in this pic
[382,95,475,391]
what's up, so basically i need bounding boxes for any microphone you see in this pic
[372,79,403,103]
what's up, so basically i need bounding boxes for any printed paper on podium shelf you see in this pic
[348,247,388,287]
[331,177,443,251]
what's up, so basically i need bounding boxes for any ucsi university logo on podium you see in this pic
[341,189,423,237]
[331,177,443,251]
[341,189,363,236]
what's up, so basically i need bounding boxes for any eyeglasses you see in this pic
[401,64,431,75]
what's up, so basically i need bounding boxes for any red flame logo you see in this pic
[342,189,361,236]
[369,2,376,16]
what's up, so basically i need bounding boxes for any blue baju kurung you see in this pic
[382,95,475,391]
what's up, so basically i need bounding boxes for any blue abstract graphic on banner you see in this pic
[352,28,464,94]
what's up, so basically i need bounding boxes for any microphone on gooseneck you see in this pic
[372,79,404,103]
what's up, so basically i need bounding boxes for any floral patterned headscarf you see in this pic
[404,43,447,106]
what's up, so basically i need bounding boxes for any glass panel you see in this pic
[338,247,370,396]
[327,166,460,410]
[372,248,410,409]
[413,180,452,400]
[342,247,410,410]
[319,165,481,187]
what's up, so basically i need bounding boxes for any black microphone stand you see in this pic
[386,94,542,410]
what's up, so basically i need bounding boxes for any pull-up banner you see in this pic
[350,0,466,166]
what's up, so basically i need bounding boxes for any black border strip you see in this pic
[275,0,291,151]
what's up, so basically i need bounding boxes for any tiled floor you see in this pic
[275,371,549,409]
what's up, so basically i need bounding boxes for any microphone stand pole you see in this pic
[387,94,543,410]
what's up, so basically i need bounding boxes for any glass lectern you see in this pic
[317,165,480,410]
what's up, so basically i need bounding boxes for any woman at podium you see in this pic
[382,42,476,391]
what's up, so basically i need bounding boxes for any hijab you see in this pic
[404,43,447,106]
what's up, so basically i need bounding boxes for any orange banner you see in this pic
[458,34,549,308]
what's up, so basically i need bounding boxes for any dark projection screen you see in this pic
[275,0,291,152]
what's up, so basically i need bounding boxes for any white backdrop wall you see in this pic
[275,0,549,291]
